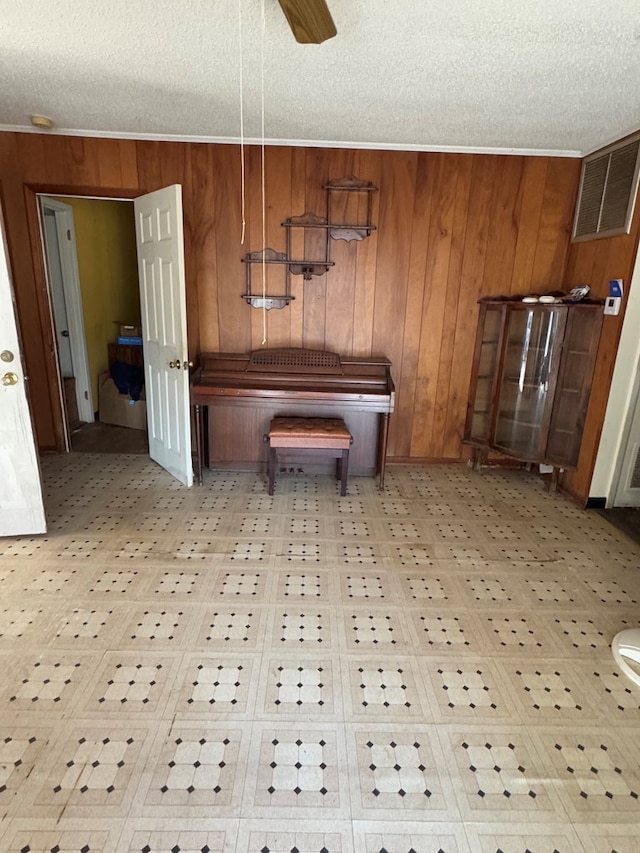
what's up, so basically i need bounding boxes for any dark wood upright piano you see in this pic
[190,348,395,489]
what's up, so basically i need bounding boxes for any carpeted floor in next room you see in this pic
[0,454,639,852]
[596,506,640,548]
[70,421,149,454]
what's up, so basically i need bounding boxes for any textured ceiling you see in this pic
[1,0,639,156]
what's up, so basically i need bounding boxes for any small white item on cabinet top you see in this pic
[567,285,590,301]
[522,295,539,303]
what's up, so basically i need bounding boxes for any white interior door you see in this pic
[43,209,74,376]
[613,368,640,506]
[40,197,94,424]
[134,184,192,487]
[0,206,46,536]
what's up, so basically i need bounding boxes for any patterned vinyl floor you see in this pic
[1,453,639,853]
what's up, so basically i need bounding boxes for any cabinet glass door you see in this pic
[467,305,502,444]
[546,307,602,467]
[494,308,562,458]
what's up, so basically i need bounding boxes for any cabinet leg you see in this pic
[472,447,487,472]
[549,467,560,493]
[377,413,390,491]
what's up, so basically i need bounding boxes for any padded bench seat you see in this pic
[266,416,353,495]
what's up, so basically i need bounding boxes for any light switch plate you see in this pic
[604,296,621,315]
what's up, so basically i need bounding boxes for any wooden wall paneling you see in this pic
[263,146,293,349]
[351,149,382,358]
[482,155,523,297]
[24,135,97,187]
[212,144,249,355]
[324,148,359,356]
[324,146,357,351]
[289,146,307,347]
[243,145,266,351]
[441,155,497,459]
[216,144,251,354]
[245,144,271,351]
[371,152,417,456]
[18,134,50,184]
[530,158,581,289]
[95,138,131,188]
[326,236,357,355]
[118,139,140,189]
[410,153,456,458]
[178,143,199,360]
[302,148,331,349]
[190,145,220,355]
[586,242,614,300]
[393,152,434,458]
[0,135,59,450]
[563,238,597,289]
[608,219,639,281]
[136,141,164,192]
[432,154,473,459]
[510,157,548,293]
[590,236,628,299]
[40,135,74,184]
[156,141,189,188]
[63,137,102,187]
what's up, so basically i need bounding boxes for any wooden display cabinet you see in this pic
[464,299,603,485]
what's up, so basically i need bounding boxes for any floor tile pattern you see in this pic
[1,455,640,850]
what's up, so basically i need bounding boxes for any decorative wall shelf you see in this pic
[241,175,378,309]
[241,248,294,309]
[282,212,334,280]
[324,176,377,243]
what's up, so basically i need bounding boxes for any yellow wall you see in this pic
[56,198,140,408]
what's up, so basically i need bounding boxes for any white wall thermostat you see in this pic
[604,279,623,315]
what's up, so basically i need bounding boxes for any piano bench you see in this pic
[266,417,353,496]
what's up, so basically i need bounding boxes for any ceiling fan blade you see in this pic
[277,0,337,44]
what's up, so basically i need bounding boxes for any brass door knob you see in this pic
[183,361,193,370]
[2,372,19,386]
[169,360,181,369]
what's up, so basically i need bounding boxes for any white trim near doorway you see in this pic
[39,197,94,425]
[612,364,640,505]
[590,250,640,505]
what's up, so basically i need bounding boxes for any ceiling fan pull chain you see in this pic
[261,0,267,346]
[238,0,246,246]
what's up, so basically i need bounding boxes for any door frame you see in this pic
[24,184,141,452]
[39,196,94,427]
[590,248,640,506]
[611,353,640,506]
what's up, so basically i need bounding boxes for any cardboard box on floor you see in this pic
[98,371,147,431]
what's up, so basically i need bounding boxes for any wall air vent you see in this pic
[573,133,640,241]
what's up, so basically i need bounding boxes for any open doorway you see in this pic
[33,183,193,488]
[39,195,148,454]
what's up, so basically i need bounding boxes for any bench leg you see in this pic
[339,448,349,496]
[268,446,277,495]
